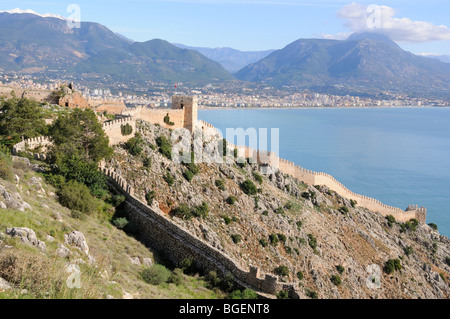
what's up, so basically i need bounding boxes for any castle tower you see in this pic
[172,95,198,133]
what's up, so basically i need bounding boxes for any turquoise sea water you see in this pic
[199,107,450,237]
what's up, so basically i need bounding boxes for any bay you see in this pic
[199,107,450,237]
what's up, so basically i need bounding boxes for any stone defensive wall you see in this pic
[121,106,185,131]
[101,164,299,298]
[11,136,52,161]
[101,117,137,146]
[198,120,426,223]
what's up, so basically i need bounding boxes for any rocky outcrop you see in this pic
[0,184,31,212]
[5,227,46,251]
[64,231,89,255]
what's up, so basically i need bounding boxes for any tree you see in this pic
[50,108,112,163]
[0,98,47,143]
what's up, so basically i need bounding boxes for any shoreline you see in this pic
[199,105,448,110]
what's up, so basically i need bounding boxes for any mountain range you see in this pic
[235,32,450,97]
[0,11,233,84]
[0,10,449,98]
[173,44,274,73]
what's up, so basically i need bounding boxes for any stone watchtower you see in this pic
[172,95,198,133]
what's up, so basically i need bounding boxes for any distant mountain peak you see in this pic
[347,32,399,48]
[0,8,66,20]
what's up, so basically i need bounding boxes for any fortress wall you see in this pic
[101,164,295,297]
[122,107,185,130]
[102,117,137,146]
[198,119,426,223]
[22,90,52,103]
[12,136,52,160]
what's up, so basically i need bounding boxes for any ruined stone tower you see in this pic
[172,95,198,133]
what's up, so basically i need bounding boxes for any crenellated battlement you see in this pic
[198,120,427,223]
[11,136,52,160]
[99,162,296,297]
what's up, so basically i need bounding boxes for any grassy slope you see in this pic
[0,158,224,299]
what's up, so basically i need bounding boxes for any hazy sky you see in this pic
[1,0,449,54]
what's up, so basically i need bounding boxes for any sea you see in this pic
[199,107,450,237]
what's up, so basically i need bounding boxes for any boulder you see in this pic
[0,185,31,212]
[64,231,89,255]
[56,244,71,258]
[5,227,46,251]
[0,277,13,291]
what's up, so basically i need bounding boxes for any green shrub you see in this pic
[269,234,279,246]
[156,135,172,159]
[124,133,144,156]
[242,288,258,299]
[275,207,285,215]
[336,265,345,274]
[145,191,156,206]
[259,239,268,247]
[184,162,199,175]
[163,114,175,126]
[407,219,419,231]
[222,215,232,225]
[0,148,13,181]
[183,170,194,182]
[350,199,357,208]
[301,192,311,200]
[171,204,193,220]
[240,179,257,196]
[120,123,133,136]
[142,156,151,168]
[178,256,199,275]
[193,201,209,219]
[112,194,126,207]
[226,196,237,205]
[252,172,263,185]
[339,206,349,214]
[215,179,226,191]
[307,234,317,250]
[262,210,269,216]
[231,234,242,244]
[276,290,289,299]
[206,271,222,288]
[277,233,287,243]
[163,172,175,186]
[113,217,129,229]
[229,290,243,299]
[306,289,318,299]
[386,215,396,227]
[57,180,97,215]
[296,221,303,230]
[274,265,289,277]
[168,268,184,286]
[284,201,293,210]
[141,264,171,285]
[428,223,438,231]
[383,259,402,274]
[330,275,342,286]
[404,246,413,257]
[296,271,304,281]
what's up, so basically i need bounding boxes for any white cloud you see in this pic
[332,2,450,43]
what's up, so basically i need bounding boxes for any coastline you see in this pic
[199,105,447,110]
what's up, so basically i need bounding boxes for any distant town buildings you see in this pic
[0,73,447,108]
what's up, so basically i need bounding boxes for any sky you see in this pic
[0,0,449,54]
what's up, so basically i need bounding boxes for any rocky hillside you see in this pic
[109,120,450,299]
[0,156,224,299]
